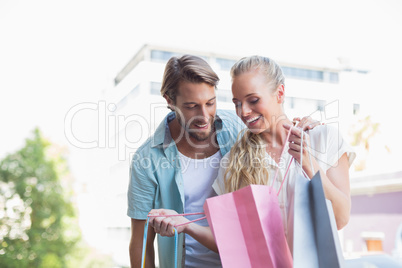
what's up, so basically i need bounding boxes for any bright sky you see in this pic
[1,0,401,165]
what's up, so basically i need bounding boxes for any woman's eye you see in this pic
[250,98,259,104]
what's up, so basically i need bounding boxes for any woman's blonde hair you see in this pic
[224,129,270,192]
[224,55,285,193]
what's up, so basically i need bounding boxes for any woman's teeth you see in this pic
[246,116,261,123]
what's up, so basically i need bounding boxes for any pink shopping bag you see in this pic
[204,184,293,268]
[203,127,296,268]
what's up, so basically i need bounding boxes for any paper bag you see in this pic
[293,171,345,268]
[204,184,293,268]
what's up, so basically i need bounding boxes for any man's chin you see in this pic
[187,129,212,142]
[189,133,210,142]
[185,121,215,142]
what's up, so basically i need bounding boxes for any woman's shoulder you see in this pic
[306,124,340,155]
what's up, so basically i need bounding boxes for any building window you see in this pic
[317,100,326,111]
[353,103,360,115]
[217,89,232,103]
[150,82,161,95]
[150,50,211,65]
[282,66,324,82]
[150,50,178,62]
[216,58,236,71]
[329,72,339,83]
[285,97,295,109]
[217,94,231,103]
[285,97,325,114]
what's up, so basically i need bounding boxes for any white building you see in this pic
[101,44,368,267]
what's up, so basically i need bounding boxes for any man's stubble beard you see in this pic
[177,113,216,142]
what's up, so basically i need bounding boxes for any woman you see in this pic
[149,55,355,254]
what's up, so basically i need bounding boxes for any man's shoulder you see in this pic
[133,137,154,156]
[217,109,237,120]
[131,133,165,163]
[217,109,245,130]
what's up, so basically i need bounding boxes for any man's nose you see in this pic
[199,105,209,121]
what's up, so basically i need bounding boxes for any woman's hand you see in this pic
[284,123,352,229]
[148,209,190,237]
[293,116,323,131]
[283,123,316,177]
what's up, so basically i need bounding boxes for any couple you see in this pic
[128,55,355,268]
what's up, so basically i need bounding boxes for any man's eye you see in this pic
[186,106,196,109]
[207,102,215,106]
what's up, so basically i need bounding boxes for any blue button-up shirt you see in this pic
[127,109,244,268]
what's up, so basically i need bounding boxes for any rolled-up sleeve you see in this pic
[326,125,356,170]
[127,153,157,220]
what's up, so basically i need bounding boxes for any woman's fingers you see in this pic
[289,135,309,148]
[296,117,307,129]
[294,116,322,131]
[288,141,301,152]
[285,123,311,163]
[305,119,321,130]
[288,135,301,145]
[283,123,302,138]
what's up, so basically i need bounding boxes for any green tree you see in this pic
[0,128,80,267]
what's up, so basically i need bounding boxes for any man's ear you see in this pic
[277,84,285,103]
[164,94,175,111]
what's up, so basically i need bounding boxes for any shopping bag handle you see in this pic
[271,125,294,195]
[141,217,179,268]
[147,212,206,227]
[272,126,316,195]
[140,212,206,268]
[300,129,316,178]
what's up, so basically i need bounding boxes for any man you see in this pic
[127,55,244,268]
